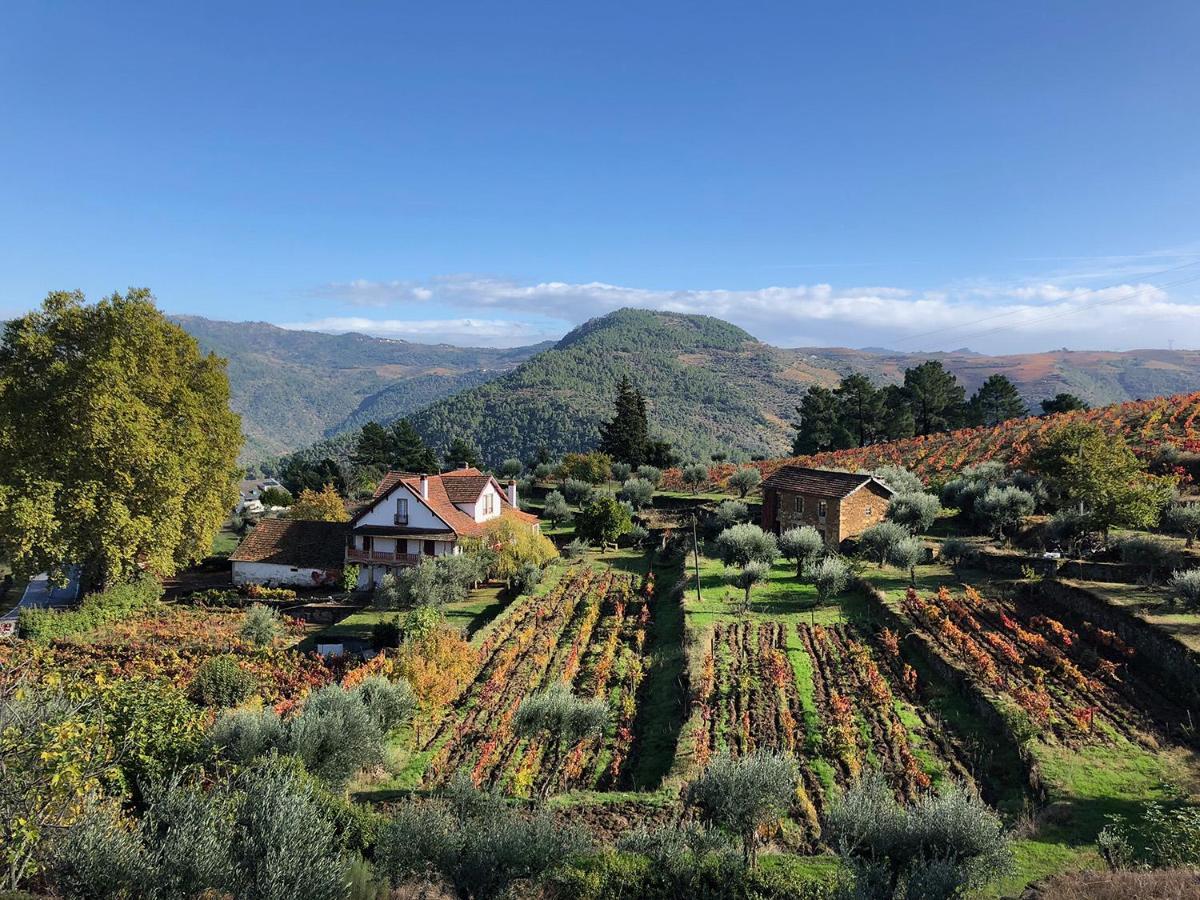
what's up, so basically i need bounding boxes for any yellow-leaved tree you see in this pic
[0,290,242,587]
[462,517,558,586]
[287,484,350,522]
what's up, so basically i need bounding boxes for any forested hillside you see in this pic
[173,316,545,462]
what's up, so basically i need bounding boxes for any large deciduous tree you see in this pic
[0,290,241,587]
[1032,423,1176,542]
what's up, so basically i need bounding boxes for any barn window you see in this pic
[794,496,804,514]
[818,500,828,519]
[395,498,409,525]
[866,506,873,516]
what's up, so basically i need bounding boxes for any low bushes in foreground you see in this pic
[17,576,162,643]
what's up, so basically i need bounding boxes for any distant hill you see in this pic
[406,308,1200,465]
[172,316,547,462]
[176,308,1200,467]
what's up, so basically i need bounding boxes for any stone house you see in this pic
[230,519,347,587]
[760,466,894,545]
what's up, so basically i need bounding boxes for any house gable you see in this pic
[354,482,451,532]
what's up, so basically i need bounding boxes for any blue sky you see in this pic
[2,1,1198,352]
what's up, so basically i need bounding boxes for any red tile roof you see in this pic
[761,466,894,499]
[230,519,347,569]
[354,468,538,537]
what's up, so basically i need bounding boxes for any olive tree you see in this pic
[872,465,924,496]
[887,535,925,585]
[714,524,779,569]
[1169,569,1200,609]
[542,490,572,526]
[1163,504,1200,549]
[727,467,762,498]
[618,476,655,510]
[974,486,1035,544]
[779,526,825,578]
[939,536,972,575]
[727,560,771,610]
[682,463,710,495]
[812,555,850,605]
[825,772,1012,899]
[887,492,942,534]
[683,751,799,867]
[713,500,751,531]
[636,465,663,487]
[859,522,910,568]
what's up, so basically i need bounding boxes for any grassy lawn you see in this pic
[686,554,864,628]
[210,524,241,558]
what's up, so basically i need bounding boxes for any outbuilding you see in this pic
[229,519,346,588]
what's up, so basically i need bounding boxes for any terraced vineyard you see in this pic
[424,565,653,796]
[690,619,972,842]
[901,585,1194,747]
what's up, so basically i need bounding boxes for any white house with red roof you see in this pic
[346,466,540,588]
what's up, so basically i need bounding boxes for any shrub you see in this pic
[190,587,246,607]
[18,576,162,643]
[811,556,849,605]
[859,522,910,568]
[190,655,258,708]
[562,477,596,505]
[371,617,401,650]
[825,771,1012,899]
[974,485,1035,542]
[713,500,751,532]
[512,562,543,596]
[575,492,633,546]
[715,524,779,569]
[872,465,924,496]
[1169,569,1200,609]
[611,461,632,481]
[887,492,942,533]
[683,751,799,867]
[286,685,387,788]
[542,490,572,525]
[1048,509,1094,556]
[1098,800,1200,870]
[619,477,655,509]
[939,536,972,572]
[619,524,651,549]
[513,684,608,748]
[636,465,663,487]
[728,467,762,498]
[341,564,360,592]
[533,462,557,482]
[243,584,297,601]
[376,778,589,899]
[240,604,283,647]
[45,803,155,899]
[778,526,824,578]
[1163,504,1200,548]
[682,463,710,494]
[1117,534,1178,582]
[210,708,286,764]
[562,537,590,560]
[258,486,293,507]
[348,676,417,733]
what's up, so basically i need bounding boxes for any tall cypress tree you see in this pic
[967,374,1028,426]
[598,376,649,466]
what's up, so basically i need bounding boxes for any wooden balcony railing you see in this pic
[345,547,423,566]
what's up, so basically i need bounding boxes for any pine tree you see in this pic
[879,384,916,441]
[444,436,480,470]
[793,385,844,454]
[352,422,394,469]
[598,376,649,466]
[390,419,438,472]
[1040,392,1089,415]
[834,374,886,447]
[902,361,967,436]
[967,374,1028,426]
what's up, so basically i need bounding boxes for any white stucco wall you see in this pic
[462,482,503,522]
[232,560,338,587]
[357,482,449,530]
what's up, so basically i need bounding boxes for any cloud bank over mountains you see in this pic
[282,271,1200,353]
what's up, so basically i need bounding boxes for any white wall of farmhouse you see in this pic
[232,561,338,587]
[356,483,449,531]
[458,482,503,523]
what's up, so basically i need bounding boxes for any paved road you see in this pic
[0,567,81,635]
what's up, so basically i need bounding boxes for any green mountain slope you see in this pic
[172,316,545,462]
[406,309,1200,465]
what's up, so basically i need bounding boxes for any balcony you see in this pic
[346,547,422,566]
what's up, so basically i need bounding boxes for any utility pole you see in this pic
[692,511,702,604]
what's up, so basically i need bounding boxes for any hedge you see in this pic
[18,576,162,644]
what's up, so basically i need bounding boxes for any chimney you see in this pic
[420,474,429,500]
[506,479,518,507]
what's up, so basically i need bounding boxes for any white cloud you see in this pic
[296,274,1200,353]
[278,316,555,347]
